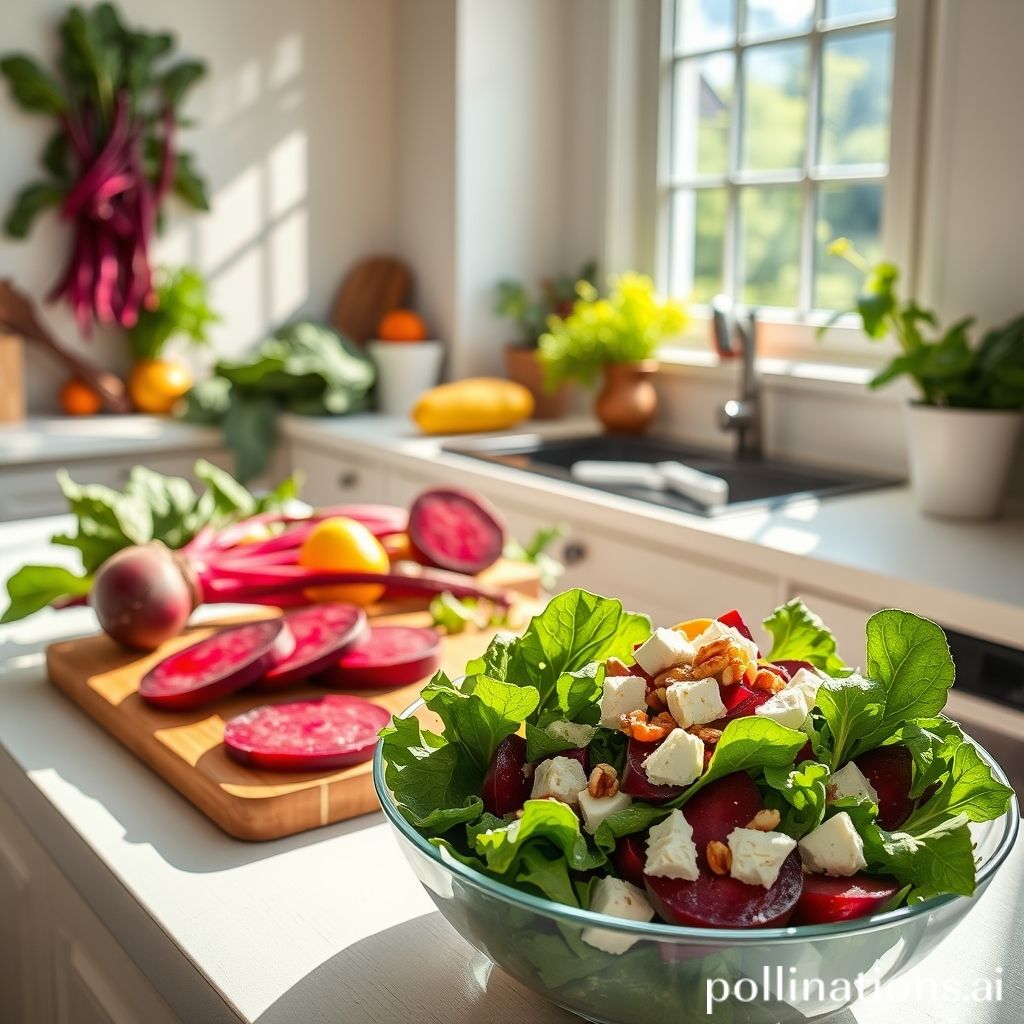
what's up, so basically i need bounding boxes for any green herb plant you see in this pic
[128,265,218,360]
[495,261,599,348]
[539,273,687,390]
[824,239,1024,408]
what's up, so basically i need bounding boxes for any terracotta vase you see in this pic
[503,344,570,420]
[595,360,659,434]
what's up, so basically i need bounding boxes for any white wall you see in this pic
[0,0,396,413]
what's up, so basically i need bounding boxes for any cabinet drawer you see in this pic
[290,444,387,506]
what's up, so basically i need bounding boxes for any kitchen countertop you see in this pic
[0,517,1022,1024]
[0,415,221,467]
[281,414,1024,647]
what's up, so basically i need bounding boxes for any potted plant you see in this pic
[495,260,597,419]
[539,272,687,434]
[367,308,445,416]
[127,266,218,414]
[825,240,1024,519]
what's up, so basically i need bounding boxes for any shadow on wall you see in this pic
[0,0,395,412]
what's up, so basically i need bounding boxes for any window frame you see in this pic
[646,0,930,364]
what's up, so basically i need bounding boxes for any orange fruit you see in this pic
[298,516,390,606]
[128,358,193,414]
[377,308,428,342]
[59,377,103,416]
[672,617,713,640]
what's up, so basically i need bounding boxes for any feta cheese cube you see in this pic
[546,719,595,748]
[755,686,810,730]
[787,667,825,707]
[694,620,760,666]
[633,628,695,677]
[826,761,879,805]
[798,812,868,877]
[530,756,588,808]
[580,877,654,954]
[666,676,727,728]
[641,728,705,787]
[727,827,797,888]
[577,788,633,834]
[599,675,648,729]
[644,809,699,880]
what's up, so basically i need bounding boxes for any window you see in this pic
[663,0,900,322]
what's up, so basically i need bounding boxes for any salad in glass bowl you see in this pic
[376,590,1017,1022]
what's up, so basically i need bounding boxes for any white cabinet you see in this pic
[0,795,179,1024]
[290,443,388,507]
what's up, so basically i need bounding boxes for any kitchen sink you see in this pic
[442,434,899,517]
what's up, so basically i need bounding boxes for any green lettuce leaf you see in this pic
[885,716,964,799]
[763,598,846,674]
[762,760,830,839]
[515,844,585,908]
[0,565,91,624]
[525,720,596,763]
[814,674,886,769]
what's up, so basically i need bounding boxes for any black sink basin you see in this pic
[442,434,898,517]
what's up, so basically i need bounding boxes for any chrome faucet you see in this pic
[712,295,762,460]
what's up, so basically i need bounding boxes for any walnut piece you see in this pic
[751,667,786,694]
[706,840,733,875]
[620,709,676,742]
[687,724,723,745]
[745,808,782,832]
[605,657,633,677]
[588,763,619,798]
[691,637,754,687]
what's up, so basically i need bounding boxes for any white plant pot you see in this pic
[367,340,445,417]
[904,403,1023,520]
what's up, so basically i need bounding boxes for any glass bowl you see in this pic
[373,700,1020,1024]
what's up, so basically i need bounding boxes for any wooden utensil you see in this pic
[0,332,26,423]
[330,256,412,344]
[0,278,131,413]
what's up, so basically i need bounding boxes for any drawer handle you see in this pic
[562,540,588,566]
[337,470,360,489]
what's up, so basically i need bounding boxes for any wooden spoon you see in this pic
[330,256,412,344]
[0,278,131,413]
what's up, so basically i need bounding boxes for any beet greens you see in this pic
[0,3,209,334]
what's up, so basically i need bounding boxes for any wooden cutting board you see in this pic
[45,562,541,841]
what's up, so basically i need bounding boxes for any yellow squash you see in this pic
[412,377,534,435]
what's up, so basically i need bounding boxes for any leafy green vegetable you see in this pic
[429,592,477,634]
[885,716,964,799]
[763,598,846,674]
[180,321,375,481]
[128,266,219,361]
[586,727,628,778]
[0,566,92,624]
[524,720,596,763]
[813,675,886,769]
[515,845,585,908]
[902,741,1013,834]
[503,524,566,592]
[762,760,830,839]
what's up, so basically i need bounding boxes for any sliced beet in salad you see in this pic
[380,590,1013,950]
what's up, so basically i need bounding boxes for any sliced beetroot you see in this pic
[257,604,369,689]
[854,744,915,829]
[613,835,647,888]
[620,737,685,803]
[482,735,531,816]
[791,873,901,925]
[646,851,803,929]
[716,609,756,645]
[795,740,815,764]
[682,771,764,867]
[321,625,442,690]
[719,682,772,720]
[223,694,390,771]
[139,619,293,710]
[559,746,589,772]
[406,487,506,575]
[771,659,816,679]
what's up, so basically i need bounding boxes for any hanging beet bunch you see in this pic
[0,3,209,336]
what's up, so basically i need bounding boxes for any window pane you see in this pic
[818,29,894,167]
[740,42,809,171]
[675,0,736,54]
[814,182,883,310]
[673,54,734,178]
[823,0,896,26]
[739,185,801,307]
[671,188,728,303]
[743,0,813,41]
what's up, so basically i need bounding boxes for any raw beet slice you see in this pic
[139,619,293,710]
[854,744,915,829]
[482,735,531,816]
[257,604,369,689]
[620,737,685,803]
[559,746,589,772]
[716,609,756,645]
[771,659,815,679]
[719,682,772,720]
[791,873,901,925]
[223,694,390,771]
[614,835,648,888]
[646,851,803,929]
[682,771,764,868]
[407,487,506,574]
[321,626,442,690]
